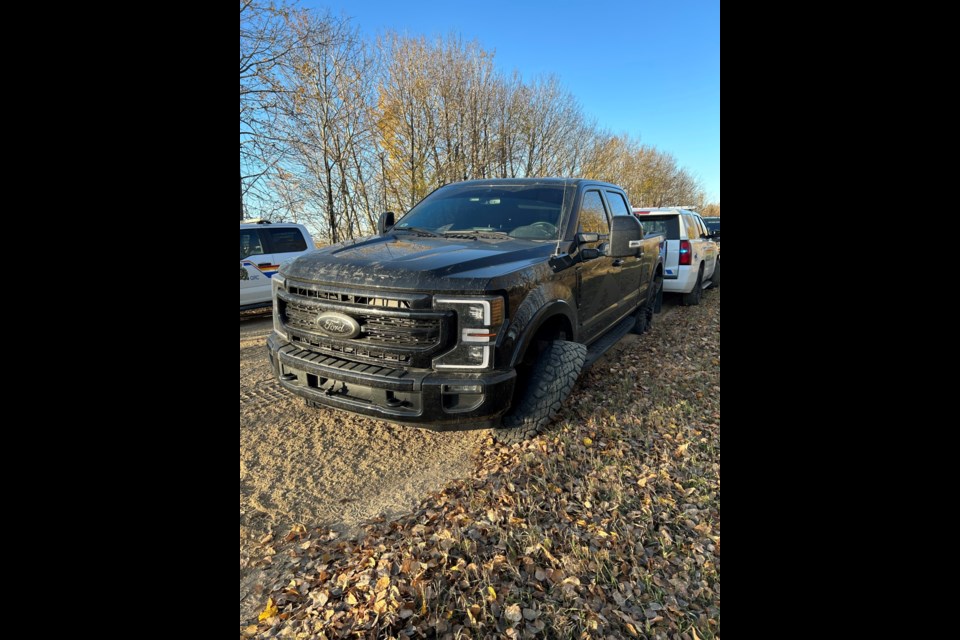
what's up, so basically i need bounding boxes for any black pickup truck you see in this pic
[267,178,664,443]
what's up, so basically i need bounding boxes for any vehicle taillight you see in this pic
[679,240,692,265]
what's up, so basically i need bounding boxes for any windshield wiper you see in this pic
[393,226,439,237]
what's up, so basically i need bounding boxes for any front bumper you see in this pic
[266,333,516,430]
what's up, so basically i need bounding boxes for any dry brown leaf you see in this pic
[504,603,522,623]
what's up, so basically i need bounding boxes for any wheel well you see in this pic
[523,314,572,361]
[534,314,572,342]
[510,313,574,410]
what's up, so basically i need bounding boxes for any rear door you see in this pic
[693,214,718,277]
[240,228,273,306]
[603,190,646,315]
[637,214,680,280]
[576,189,616,343]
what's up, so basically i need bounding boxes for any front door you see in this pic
[603,190,646,317]
[240,228,273,306]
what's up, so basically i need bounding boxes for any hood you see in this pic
[282,233,555,291]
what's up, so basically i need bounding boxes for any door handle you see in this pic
[257,262,272,267]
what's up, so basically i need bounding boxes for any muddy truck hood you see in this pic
[281,234,557,291]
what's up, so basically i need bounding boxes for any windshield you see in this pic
[394,184,569,240]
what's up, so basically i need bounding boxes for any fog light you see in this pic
[442,383,483,394]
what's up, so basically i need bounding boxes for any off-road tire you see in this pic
[495,340,586,445]
[682,265,704,306]
[632,302,650,334]
[653,273,664,313]
[710,258,720,288]
[632,273,661,334]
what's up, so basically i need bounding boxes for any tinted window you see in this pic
[605,191,630,216]
[268,228,307,253]
[703,217,720,233]
[579,191,608,234]
[240,229,264,260]
[683,215,699,238]
[635,215,679,239]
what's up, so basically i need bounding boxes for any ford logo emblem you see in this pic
[314,312,361,339]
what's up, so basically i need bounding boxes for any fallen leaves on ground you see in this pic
[241,292,720,639]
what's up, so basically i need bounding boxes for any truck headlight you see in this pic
[433,296,505,370]
[272,273,287,341]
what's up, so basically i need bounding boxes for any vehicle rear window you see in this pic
[635,215,679,239]
[267,228,307,253]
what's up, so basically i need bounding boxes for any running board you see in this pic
[584,315,636,369]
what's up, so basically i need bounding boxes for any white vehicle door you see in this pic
[240,228,273,307]
[692,214,718,278]
[263,226,310,268]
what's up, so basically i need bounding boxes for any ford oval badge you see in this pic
[315,312,361,339]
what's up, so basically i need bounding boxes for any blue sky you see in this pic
[303,0,720,202]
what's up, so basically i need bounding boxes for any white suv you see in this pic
[632,208,719,305]
[240,221,314,309]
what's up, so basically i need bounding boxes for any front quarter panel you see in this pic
[498,276,578,369]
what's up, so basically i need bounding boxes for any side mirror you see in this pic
[378,211,395,234]
[577,232,600,244]
[608,215,644,258]
[580,247,601,260]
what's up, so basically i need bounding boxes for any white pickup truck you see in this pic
[632,207,719,305]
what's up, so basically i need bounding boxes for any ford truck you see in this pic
[267,178,664,443]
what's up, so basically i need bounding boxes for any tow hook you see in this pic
[325,382,347,396]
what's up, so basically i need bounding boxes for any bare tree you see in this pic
[240,0,324,220]
[241,5,713,240]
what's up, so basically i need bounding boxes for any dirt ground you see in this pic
[240,313,488,621]
[239,299,681,623]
